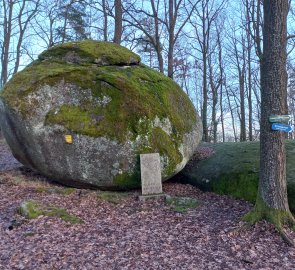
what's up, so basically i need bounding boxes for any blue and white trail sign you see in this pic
[271,123,293,132]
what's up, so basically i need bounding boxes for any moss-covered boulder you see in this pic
[177,141,295,212]
[0,40,202,189]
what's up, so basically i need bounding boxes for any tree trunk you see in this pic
[48,16,54,48]
[226,85,237,142]
[218,31,225,142]
[202,52,208,142]
[247,54,253,141]
[220,84,225,142]
[239,71,246,141]
[155,44,164,73]
[259,0,289,211]
[246,0,253,141]
[102,0,108,41]
[151,0,164,73]
[113,0,122,44]
[209,53,218,143]
[234,33,247,142]
[245,0,295,239]
[1,0,14,87]
[167,43,174,78]
[60,1,72,44]
[167,0,174,78]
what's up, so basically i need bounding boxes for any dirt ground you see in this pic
[0,139,294,270]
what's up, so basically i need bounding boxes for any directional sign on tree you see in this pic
[271,123,293,132]
[269,115,291,123]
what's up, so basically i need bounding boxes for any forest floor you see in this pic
[0,138,295,270]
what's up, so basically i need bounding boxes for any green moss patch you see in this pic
[166,196,199,213]
[180,140,295,212]
[212,173,258,203]
[38,40,141,65]
[97,191,130,204]
[39,64,197,151]
[18,200,43,219]
[1,62,82,110]
[35,187,76,195]
[18,200,83,224]
[45,207,83,224]
[1,40,197,147]
[243,194,295,230]
[150,128,182,176]
[113,171,141,189]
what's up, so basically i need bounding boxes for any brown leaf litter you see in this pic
[0,139,294,269]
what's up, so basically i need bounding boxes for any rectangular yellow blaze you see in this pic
[65,135,73,144]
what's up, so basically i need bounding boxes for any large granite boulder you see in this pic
[0,40,202,189]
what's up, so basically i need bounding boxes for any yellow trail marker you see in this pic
[65,135,73,144]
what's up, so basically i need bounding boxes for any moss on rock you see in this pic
[18,200,83,224]
[0,40,202,189]
[212,173,258,203]
[179,140,295,212]
[2,51,196,144]
[150,127,182,176]
[38,40,140,65]
[18,200,44,219]
[113,171,141,189]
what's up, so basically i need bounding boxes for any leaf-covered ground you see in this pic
[0,139,295,269]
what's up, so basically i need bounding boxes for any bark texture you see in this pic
[114,0,122,44]
[243,2,295,245]
[259,0,289,211]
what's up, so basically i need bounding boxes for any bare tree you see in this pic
[190,0,225,142]
[225,83,238,142]
[208,39,222,143]
[248,0,263,61]
[234,32,247,141]
[216,23,225,142]
[164,0,199,78]
[245,0,295,246]
[81,0,111,42]
[0,0,14,87]
[57,0,88,43]
[123,0,164,73]
[244,0,254,141]
[1,0,40,87]
[13,0,40,74]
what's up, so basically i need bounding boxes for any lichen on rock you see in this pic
[0,40,202,189]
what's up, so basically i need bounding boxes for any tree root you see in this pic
[279,228,295,247]
[243,204,295,247]
[280,214,295,246]
[287,214,295,229]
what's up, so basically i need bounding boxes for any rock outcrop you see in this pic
[177,141,295,212]
[0,40,202,189]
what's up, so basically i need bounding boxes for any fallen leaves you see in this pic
[0,173,294,270]
[0,139,294,269]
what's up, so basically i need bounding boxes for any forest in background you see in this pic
[1,0,295,142]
